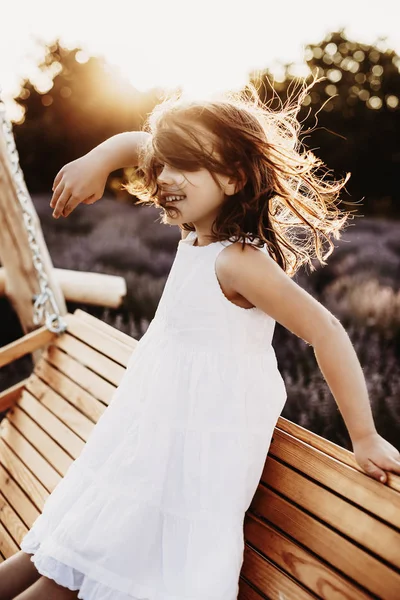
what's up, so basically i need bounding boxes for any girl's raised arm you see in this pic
[50,131,152,219]
[84,131,152,173]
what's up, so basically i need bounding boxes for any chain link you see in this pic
[0,86,67,334]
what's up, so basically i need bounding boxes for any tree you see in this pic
[250,29,400,216]
[12,38,161,193]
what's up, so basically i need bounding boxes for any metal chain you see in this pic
[0,86,67,334]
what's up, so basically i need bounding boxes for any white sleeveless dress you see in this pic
[20,230,287,600]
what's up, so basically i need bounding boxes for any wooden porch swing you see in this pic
[0,94,399,600]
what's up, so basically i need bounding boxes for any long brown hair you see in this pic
[123,76,356,277]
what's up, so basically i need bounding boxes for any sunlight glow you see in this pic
[1,0,400,121]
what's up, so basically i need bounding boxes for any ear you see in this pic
[225,167,247,196]
[225,174,247,196]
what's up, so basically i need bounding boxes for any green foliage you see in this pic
[250,29,400,217]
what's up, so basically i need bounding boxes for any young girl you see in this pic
[2,83,400,600]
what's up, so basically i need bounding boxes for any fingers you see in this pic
[362,455,400,484]
[52,169,64,192]
[358,458,387,483]
[52,185,73,218]
[50,184,62,209]
[61,197,77,217]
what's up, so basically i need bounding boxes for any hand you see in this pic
[50,151,110,218]
[352,431,400,484]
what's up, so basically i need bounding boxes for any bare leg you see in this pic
[13,575,80,599]
[0,551,41,600]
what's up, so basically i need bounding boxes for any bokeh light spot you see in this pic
[372,65,384,77]
[353,50,365,62]
[338,42,349,54]
[367,96,382,109]
[325,84,337,96]
[41,94,53,107]
[359,89,370,101]
[325,43,337,55]
[75,50,89,64]
[386,95,399,108]
[310,91,320,104]
[327,69,342,83]
[304,48,314,62]
[60,86,72,98]
[370,80,381,91]
[322,101,334,112]
[369,50,380,63]
[355,73,366,84]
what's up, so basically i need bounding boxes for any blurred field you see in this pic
[1,195,399,451]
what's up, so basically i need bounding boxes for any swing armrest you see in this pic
[0,326,58,368]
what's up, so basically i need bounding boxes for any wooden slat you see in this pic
[238,578,264,600]
[33,357,108,423]
[0,439,49,511]
[25,376,95,442]
[241,544,317,600]
[260,457,400,569]
[245,513,376,600]
[0,464,40,528]
[13,388,85,461]
[51,332,126,386]
[0,421,61,493]
[248,486,400,599]
[5,403,73,476]
[0,491,29,550]
[0,378,27,412]
[73,308,138,348]
[276,417,400,493]
[43,344,117,408]
[62,312,135,366]
[276,417,354,464]
[0,520,20,559]
[0,326,57,368]
[269,428,400,527]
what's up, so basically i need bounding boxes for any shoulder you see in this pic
[217,241,340,346]
[217,240,269,271]
[215,241,271,298]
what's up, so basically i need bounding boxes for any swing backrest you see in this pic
[239,418,400,600]
[0,308,399,600]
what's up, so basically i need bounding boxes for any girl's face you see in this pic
[157,164,230,227]
[156,124,238,231]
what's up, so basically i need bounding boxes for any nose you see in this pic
[157,165,173,185]
[157,165,184,191]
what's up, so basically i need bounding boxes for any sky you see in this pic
[1,0,399,120]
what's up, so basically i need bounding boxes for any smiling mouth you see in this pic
[162,196,186,208]
[164,194,186,202]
